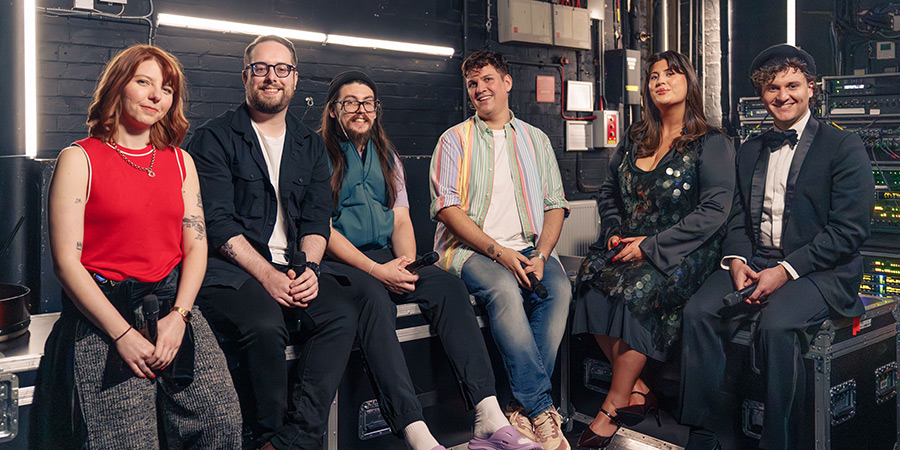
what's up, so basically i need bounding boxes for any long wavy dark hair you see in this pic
[318,80,402,208]
[629,51,712,158]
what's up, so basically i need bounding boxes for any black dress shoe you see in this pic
[576,408,620,449]
[615,390,661,427]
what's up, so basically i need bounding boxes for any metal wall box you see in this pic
[552,4,591,49]
[605,49,642,105]
[498,0,553,45]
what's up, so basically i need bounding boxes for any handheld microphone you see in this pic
[405,252,439,273]
[142,294,159,343]
[723,283,758,307]
[520,262,549,299]
[588,242,627,274]
[292,240,307,275]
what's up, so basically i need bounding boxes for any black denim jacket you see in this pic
[185,103,333,289]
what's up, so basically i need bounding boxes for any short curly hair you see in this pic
[750,57,815,94]
[462,50,509,78]
[750,57,818,109]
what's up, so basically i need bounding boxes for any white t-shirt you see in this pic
[251,120,289,265]
[482,129,529,251]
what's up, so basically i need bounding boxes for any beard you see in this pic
[247,81,293,114]
[340,116,376,148]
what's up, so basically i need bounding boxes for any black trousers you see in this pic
[679,255,829,450]
[197,271,361,450]
[326,247,497,432]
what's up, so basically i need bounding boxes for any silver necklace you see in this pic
[109,142,156,177]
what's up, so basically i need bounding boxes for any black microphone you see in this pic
[142,294,159,343]
[405,252,439,273]
[587,242,627,274]
[521,262,549,299]
[723,283,758,307]
[292,240,307,275]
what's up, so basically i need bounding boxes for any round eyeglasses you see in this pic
[245,62,296,78]
[334,99,380,113]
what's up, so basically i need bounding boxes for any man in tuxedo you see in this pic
[679,44,874,449]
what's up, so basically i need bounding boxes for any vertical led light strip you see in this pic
[24,0,37,157]
[786,0,796,45]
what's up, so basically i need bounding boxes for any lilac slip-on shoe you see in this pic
[468,425,543,450]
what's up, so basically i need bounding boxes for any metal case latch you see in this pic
[358,399,391,440]
[583,357,613,394]
[741,399,764,439]
[875,362,897,404]
[830,379,857,425]
[0,372,19,443]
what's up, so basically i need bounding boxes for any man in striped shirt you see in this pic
[430,50,572,450]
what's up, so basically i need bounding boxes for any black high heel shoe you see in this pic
[576,408,620,449]
[615,390,661,427]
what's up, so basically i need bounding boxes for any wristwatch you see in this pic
[306,261,321,277]
[171,306,192,323]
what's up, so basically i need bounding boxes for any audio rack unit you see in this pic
[824,73,900,118]
[737,97,773,141]
[860,250,900,300]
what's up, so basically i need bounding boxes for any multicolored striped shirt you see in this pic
[430,112,569,275]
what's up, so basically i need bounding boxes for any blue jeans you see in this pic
[460,248,572,418]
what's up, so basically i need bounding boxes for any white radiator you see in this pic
[556,199,600,257]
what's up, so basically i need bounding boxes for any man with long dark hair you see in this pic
[679,44,874,449]
[319,70,541,450]
[430,50,572,450]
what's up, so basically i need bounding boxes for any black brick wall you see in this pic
[35,0,599,191]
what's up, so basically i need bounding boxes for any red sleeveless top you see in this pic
[76,137,186,282]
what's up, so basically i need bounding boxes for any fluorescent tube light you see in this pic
[157,13,326,43]
[326,34,455,56]
[787,0,796,45]
[157,13,455,57]
[25,0,37,157]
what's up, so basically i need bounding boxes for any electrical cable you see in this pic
[558,65,597,121]
[38,0,155,43]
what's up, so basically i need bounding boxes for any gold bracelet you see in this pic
[113,326,132,343]
[368,262,377,274]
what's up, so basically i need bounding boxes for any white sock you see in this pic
[404,420,440,450]
[473,396,510,438]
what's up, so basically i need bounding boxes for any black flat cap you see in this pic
[749,44,817,78]
[327,70,378,102]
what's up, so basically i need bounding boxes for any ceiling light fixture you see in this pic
[157,13,455,57]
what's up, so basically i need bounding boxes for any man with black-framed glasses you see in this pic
[186,35,369,450]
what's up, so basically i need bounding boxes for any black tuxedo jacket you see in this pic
[723,116,873,317]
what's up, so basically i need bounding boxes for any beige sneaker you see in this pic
[531,407,570,450]
[505,407,536,442]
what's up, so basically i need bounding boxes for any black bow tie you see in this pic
[762,129,798,151]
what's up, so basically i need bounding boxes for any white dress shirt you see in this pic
[721,110,810,279]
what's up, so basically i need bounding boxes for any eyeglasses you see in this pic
[245,62,296,78]
[334,99,380,113]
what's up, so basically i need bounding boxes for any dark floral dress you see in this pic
[572,130,735,359]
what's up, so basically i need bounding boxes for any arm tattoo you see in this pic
[75,198,82,204]
[76,241,82,250]
[220,241,237,261]
[182,215,206,241]
[196,192,203,208]
[487,244,495,256]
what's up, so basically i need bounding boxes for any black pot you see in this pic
[0,284,31,341]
